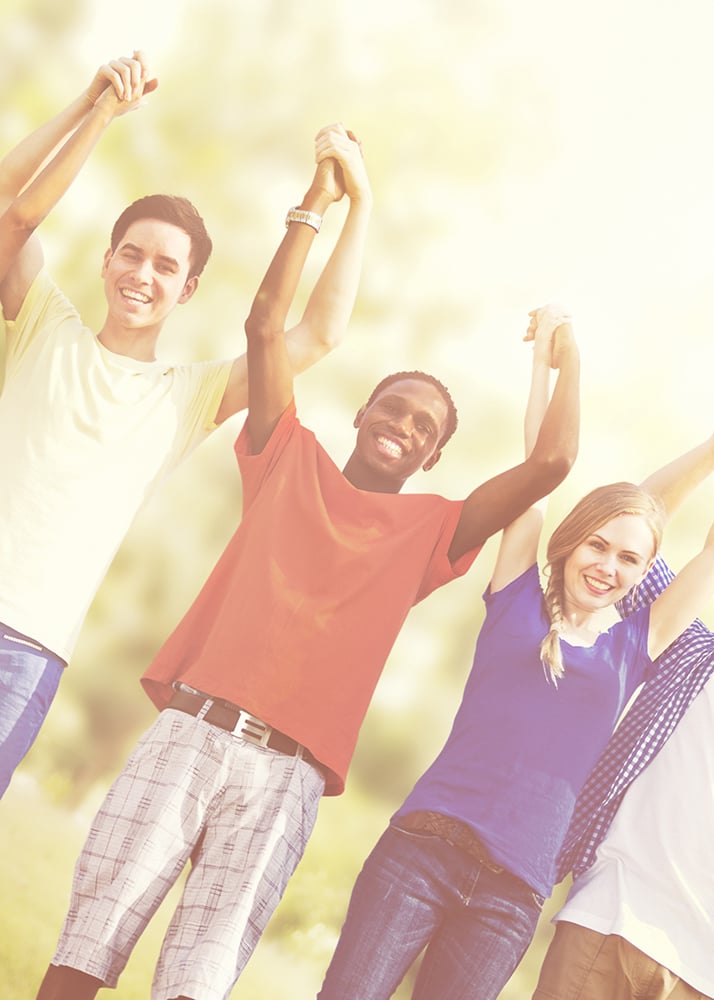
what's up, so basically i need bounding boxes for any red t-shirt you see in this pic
[142,402,479,793]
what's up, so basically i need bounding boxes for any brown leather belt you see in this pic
[398,810,504,873]
[167,684,322,771]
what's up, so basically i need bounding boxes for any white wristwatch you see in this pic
[285,206,322,233]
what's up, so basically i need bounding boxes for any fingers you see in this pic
[314,122,364,163]
[525,304,573,360]
[314,122,369,201]
[96,51,157,105]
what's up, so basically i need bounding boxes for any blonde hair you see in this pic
[540,483,664,685]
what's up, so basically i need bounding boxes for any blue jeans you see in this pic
[0,626,64,797]
[317,823,545,1000]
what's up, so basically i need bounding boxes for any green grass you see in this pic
[1,777,565,999]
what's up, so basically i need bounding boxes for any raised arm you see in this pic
[216,122,371,425]
[639,432,714,521]
[648,518,714,659]
[487,306,571,589]
[0,53,157,317]
[448,308,580,566]
[243,125,368,452]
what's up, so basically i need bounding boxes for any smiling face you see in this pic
[100,218,198,350]
[562,513,656,618]
[347,377,450,492]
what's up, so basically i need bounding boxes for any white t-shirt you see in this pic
[555,675,714,996]
[0,269,232,661]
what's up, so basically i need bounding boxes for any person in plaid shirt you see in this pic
[534,434,714,1000]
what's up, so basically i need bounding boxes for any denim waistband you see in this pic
[0,622,64,663]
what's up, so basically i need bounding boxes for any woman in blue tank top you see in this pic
[317,306,714,1000]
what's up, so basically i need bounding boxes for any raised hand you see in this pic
[85,50,159,117]
[314,122,370,205]
[525,303,573,367]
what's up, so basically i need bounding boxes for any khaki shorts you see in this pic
[532,921,712,1000]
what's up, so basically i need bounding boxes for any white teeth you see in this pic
[121,288,151,304]
[376,435,403,458]
[585,575,611,592]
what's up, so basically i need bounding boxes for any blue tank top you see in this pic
[395,563,653,897]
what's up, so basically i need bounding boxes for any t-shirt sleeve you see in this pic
[414,498,482,602]
[617,555,674,617]
[3,269,76,370]
[234,399,298,508]
[168,357,234,459]
[483,562,541,615]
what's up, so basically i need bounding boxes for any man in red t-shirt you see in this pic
[37,126,580,1000]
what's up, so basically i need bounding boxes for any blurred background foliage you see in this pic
[2,0,714,996]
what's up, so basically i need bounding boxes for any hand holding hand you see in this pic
[525,303,573,366]
[551,322,578,370]
[314,122,371,205]
[85,50,159,117]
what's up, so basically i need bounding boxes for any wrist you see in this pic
[299,183,335,216]
[89,98,117,129]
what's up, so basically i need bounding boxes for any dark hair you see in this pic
[365,370,458,448]
[110,194,213,279]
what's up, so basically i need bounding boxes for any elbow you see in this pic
[313,320,344,354]
[244,298,283,348]
[2,199,45,236]
[532,449,577,492]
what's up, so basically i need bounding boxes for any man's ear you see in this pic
[101,247,113,277]
[178,275,199,304]
[354,405,366,428]
[422,448,442,472]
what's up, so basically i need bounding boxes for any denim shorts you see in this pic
[0,624,65,796]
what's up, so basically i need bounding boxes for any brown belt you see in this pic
[167,684,322,771]
[397,810,504,873]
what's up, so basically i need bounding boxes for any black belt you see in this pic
[397,810,505,874]
[167,685,322,771]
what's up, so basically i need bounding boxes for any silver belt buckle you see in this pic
[175,681,203,696]
[233,709,271,748]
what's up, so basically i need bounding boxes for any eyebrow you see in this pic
[120,242,180,271]
[381,394,437,419]
[590,533,646,560]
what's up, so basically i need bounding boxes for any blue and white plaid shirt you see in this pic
[556,555,714,882]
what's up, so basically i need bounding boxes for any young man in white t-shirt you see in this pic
[0,54,370,797]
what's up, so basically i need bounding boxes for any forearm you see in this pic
[5,98,116,236]
[531,329,580,471]
[524,353,552,457]
[286,191,372,368]
[245,183,333,345]
[648,523,714,660]
[640,434,714,520]
[0,91,92,200]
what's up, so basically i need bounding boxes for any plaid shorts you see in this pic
[51,709,325,1000]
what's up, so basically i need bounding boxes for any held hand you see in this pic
[551,322,578,370]
[525,303,573,365]
[85,50,158,115]
[312,157,345,205]
[314,122,371,204]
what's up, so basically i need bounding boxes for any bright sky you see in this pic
[24,0,714,487]
[62,0,713,508]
